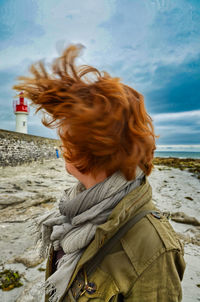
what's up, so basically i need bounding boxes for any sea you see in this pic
[154,151,200,159]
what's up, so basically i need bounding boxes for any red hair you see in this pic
[13,44,159,180]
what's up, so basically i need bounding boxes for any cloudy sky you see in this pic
[0,0,200,151]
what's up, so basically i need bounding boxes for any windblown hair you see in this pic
[13,44,159,180]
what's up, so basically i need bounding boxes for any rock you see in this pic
[184,196,193,201]
[177,232,200,246]
[184,226,200,244]
[15,275,45,302]
[0,193,56,213]
[171,212,200,226]
[13,184,23,190]
[12,255,44,269]
[0,200,55,223]
[8,243,44,268]
[0,195,25,209]
[34,181,43,184]
[30,195,57,207]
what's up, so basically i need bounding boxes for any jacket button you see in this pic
[85,282,97,294]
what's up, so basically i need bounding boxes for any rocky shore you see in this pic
[0,158,199,302]
[153,157,200,179]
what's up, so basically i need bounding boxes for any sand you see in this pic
[0,158,199,302]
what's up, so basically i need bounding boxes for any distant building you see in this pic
[13,92,29,134]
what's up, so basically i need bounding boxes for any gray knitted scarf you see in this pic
[36,167,144,302]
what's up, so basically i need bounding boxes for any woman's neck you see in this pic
[65,162,107,189]
[81,171,108,189]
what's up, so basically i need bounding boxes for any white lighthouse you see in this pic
[13,92,29,134]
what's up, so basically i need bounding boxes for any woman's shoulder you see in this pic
[111,211,185,297]
[102,210,180,266]
[120,211,184,275]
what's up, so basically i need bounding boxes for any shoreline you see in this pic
[2,156,200,184]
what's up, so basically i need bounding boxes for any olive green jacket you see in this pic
[45,176,185,302]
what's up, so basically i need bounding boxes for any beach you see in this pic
[0,158,199,302]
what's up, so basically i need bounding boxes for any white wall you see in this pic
[15,112,28,134]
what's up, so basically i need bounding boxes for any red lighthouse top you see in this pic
[13,92,29,114]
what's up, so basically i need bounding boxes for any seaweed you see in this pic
[153,157,200,179]
[38,267,45,272]
[0,269,23,291]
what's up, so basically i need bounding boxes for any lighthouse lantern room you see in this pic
[13,92,29,134]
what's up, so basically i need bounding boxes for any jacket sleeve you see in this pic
[124,250,186,302]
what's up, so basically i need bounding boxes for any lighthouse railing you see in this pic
[13,99,29,113]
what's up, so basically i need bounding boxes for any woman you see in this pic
[14,45,185,302]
